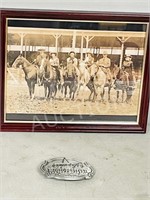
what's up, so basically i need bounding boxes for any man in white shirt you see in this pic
[84,52,94,68]
[34,48,47,85]
[97,51,112,82]
[67,51,78,67]
[49,53,60,81]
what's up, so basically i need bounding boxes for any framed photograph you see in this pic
[0,9,149,133]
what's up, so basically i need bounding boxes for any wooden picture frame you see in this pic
[0,9,149,133]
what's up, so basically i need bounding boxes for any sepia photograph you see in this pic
[4,16,149,126]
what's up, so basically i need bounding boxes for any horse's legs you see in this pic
[30,81,35,100]
[69,89,72,100]
[70,87,76,101]
[94,88,98,101]
[49,83,54,100]
[50,83,57,100]
[73,81,78,101]
[71,91,75,101]
[64,85,67,99]
[74,83,81,101]
[126,94,132,104]
[75,81,80,97]
[126,86,133,104]
[44,84,47,99]
[122,90,125,103]
[81,84,87,102]
[47,86,50,99]
[100,88,105,102]
[69,83,74,100]
[44,83,50,99]
[91,86,97,102]
[57,83,63,99]
[108,86,112,102]
[87,87,97,102]
[68,83,71,99]
[60,84,65,99]
[127,95,132,103]
[88,90,93,101]
[32,82,36,99]
[53,83,57,99]
[61,84,64,94]
[116,91,119,103]
[26,81,32,99]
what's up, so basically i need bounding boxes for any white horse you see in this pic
[90,63,107,101]
[77,61,107,101]
[78,61,91,86]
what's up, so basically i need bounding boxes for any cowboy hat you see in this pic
[38,48,46,52]
[51,52,57,55]
[125,54,132,58]
[86,51,93,56]
[103,51,108,55]
[69,51,75,55]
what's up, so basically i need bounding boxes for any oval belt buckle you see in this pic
[40,157,95,181]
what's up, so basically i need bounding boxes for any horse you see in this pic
[112,65,135,103]
[60,63,78,100]
[89,63,107,102]
[12,55,47,100]
[43,62,59,100]
[77,61,97,101]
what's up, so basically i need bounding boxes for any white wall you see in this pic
[1,0,150,13]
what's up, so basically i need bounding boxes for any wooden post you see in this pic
[120,42,124,69]
[53,34,61,55]
[72,31,76,51]
[19,33,26,55]
[80,34,84,61]
[117,36,129,68]
[55,35,58,54]
[84,36,94,52]
[24,39,27,59]
[85,36,89,50]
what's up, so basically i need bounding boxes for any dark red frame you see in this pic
[0,9,149,133]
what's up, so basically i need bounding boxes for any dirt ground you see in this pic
[5,68,141,116]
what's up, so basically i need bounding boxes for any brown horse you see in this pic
[112,64,135,103]
[60,63,78,100]
[43,62,59,100]
[12,55,47,100]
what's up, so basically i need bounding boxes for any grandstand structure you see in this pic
[7,27,147,68]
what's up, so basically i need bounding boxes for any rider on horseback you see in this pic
[84,52,94,68]
[66,51,78,80]
[49,52,61,82]
[67,51,78,66]
[34,48,47,86]
[97,51,112,83]
[122,55,135,103]
[122,55,134,76]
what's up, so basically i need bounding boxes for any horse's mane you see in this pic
[13,55,32,67]
[21,56,32,66]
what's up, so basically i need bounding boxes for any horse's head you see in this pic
[78,60,87,69]
[79,60,86,65]
[40,57,49,70]
[111,63,120,79]
[90,63,99,77]
[116,68,128,81]
[12,55,26,68]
